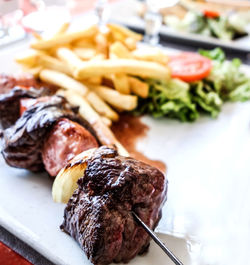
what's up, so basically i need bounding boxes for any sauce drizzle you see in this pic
[112,115,166,173]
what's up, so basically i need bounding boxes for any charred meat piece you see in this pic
[61,146,167,265]
[1,96,80,172]
[0,86,49,129]
[0,74,38,94]
[42,118,99,177]
[19,96,57,116]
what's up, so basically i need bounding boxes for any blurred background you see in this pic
[0,0,250,63]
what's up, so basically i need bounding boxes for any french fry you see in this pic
[73,47,97,60]
[22,65,43,78]
[72,38,96,48]
[132,47,169,65]
[56,47,107,78]
[58,89,128,156]
[84,76,102,85]
[54,22,70,36]
[57,89,104,135]
[37,54,72,75]
[129,76,149,98]
[41,22,70,40]
[109,29,125,43]
[40,69,118,121]
[112,74,130,94]
[31,25,98,50]
[75,59,170,80]
[15,50,38,67]
[90,53,107,61]
[56,47,84,74]
[40,69,88,95]
[124,37,137,51]
[101,116,112,127]
[109,41,133,59]
[89,85,137,111]
[107,23,142,41]
[86,91,119,121]
[31,22,70,45]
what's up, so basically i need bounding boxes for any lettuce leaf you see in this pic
[199,48,250,102]
[199,47,225,62]
[228,81,250,102]
[190,81,222,118]
[134,79,199,122]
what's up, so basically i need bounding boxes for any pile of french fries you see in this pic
[15,22,170,156]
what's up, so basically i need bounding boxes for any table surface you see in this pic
[0,226,54,265]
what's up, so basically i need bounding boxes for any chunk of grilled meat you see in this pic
[1,96,80,171]
[0,74,38,94]
[61,146,167,265]
[0,86,48,129]
[42,118,98,177]
[0,74,59,129]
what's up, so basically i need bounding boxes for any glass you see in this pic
[144,0,179,45]
[65,0,110,31]
[95,0,110,29]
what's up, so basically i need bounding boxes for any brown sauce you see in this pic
[111,114,166,173]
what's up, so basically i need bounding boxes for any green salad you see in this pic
[164,11,249,41]
[134,48,250,122]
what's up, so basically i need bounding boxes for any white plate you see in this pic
[109,0,250,53]
[1,35,250,265]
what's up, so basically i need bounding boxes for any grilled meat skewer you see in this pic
[1,75,169,265]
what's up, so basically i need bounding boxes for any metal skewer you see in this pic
[132,212,184,265]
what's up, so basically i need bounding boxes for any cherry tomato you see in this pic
[168,52,212,82]
[203,9,220,19]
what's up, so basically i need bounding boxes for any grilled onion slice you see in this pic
[52,148,97,203]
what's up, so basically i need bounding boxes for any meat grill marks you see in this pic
[61,146,167,265]
[1,96,79,171]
